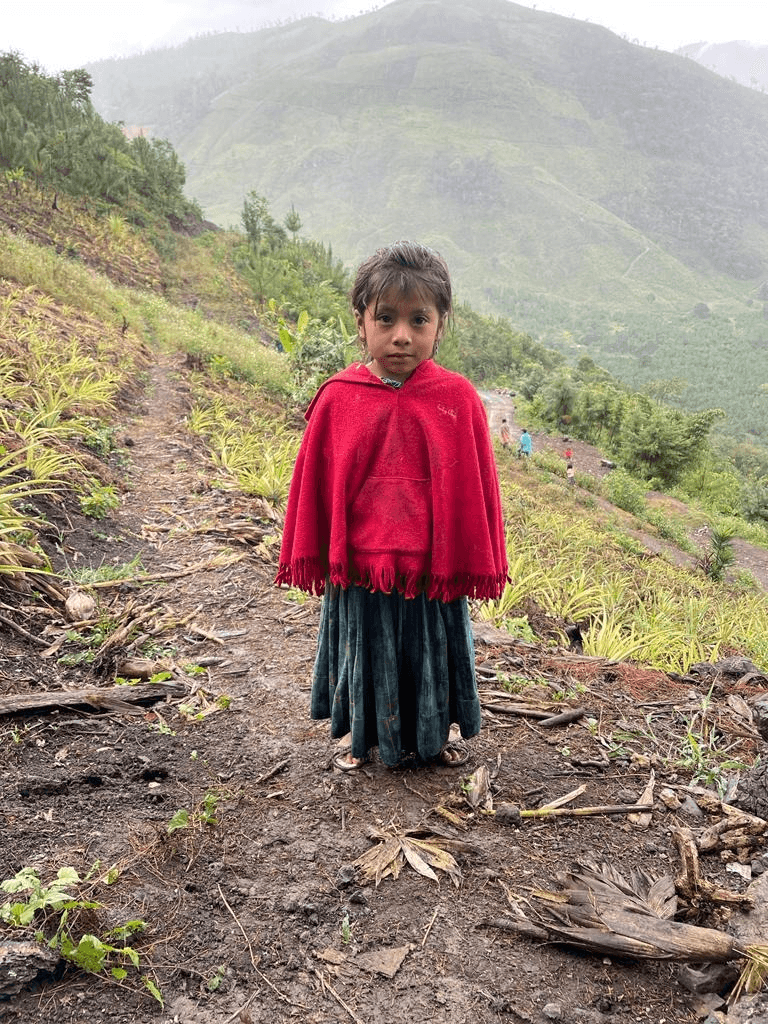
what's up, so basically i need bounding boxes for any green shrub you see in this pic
[602,468,647,516]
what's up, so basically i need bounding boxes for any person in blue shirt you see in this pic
[518,429,532,457]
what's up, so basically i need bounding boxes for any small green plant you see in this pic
[79,482,119,519]
[209,354,234,379]
[82,424,118,457]
[499,673,534,695]
[66,553,145,584]
[670,687,750,794]
[340,914,351,945]
[207,964,227,991]
[503,615,537,642]
[167,790,225,834]
[696,526,736,583]
[57,615,117,666]
[0,865,160,1001]
[148,716,175,736]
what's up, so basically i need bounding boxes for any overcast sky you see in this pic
[4,0,767,74]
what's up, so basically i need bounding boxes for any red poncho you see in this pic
[276,360,508,601]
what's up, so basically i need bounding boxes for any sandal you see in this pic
[436,739,470,767]
[333,751,369,772]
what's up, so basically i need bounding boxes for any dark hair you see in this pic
[351,241,452,320]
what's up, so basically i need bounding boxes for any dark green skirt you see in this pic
[311,584,481,766]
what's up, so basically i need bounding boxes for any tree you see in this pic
[241,191,285,250]
[618,396,724,486]
[284,204,302,243]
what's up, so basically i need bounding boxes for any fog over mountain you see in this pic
[85,0,768,443]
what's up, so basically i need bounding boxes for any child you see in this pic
[276,241,508,771]
[500,418,511,448]
[566,461,575,487]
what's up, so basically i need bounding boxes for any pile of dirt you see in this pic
[2,355,768,1024]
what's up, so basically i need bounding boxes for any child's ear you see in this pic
[354,309,365,340]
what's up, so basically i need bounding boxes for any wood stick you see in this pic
[494,801,654,824]
[0,613,51,647]
[539,708,587,728]
[0,681,185,717]
[521,802,654,818]
[314,970,365,1024]
[255,759,290,784]
[481,702,554,719]
[422,906,440,948]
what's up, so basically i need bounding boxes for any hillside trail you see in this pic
[481,390,768,591]
[3,351,768,1024]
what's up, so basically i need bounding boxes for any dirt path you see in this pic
[2,354,766,1023]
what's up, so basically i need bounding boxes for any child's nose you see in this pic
[393,319,411,343]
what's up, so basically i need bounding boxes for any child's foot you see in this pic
[333,751,368,771]
[437,739,469,766]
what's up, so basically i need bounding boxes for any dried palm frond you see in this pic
[352,826,474,888]
[523,861,747,964]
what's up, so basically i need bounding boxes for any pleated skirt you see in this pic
[310,583,481,766]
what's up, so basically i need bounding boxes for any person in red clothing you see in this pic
[277,241,508,771]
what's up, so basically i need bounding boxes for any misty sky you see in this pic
[4,0,767,74]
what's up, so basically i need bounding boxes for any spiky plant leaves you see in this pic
[399,840,439,883]
[404,838,463,888]
[352,827,465,887]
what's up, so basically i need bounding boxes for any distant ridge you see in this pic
[86,0,768,442]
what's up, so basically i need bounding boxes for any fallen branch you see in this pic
[255,759,290,784]
[480,701,555,720]
[314,969,365,1024]
[86,552,243,589]
[672,826,755,910]
[490,861,754,966]
[539,708,587,728]
[0,681,185,717]
[0,613,51,647]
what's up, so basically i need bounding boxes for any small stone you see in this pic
[543,1003,563,1020]
[680,795,704,818]
[614,788,637,804]
[660,787,682,809]
[336,865,356,889]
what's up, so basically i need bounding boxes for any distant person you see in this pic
[500,418,511,448]
[564,447,573,461]
[566,461,575,487]
[518,429,532,457]
[277,241,507,772]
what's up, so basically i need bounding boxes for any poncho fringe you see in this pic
[275,559,509,602]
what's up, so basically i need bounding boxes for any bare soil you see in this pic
[2,357,768,1024]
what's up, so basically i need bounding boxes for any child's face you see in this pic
[356,289,444,383]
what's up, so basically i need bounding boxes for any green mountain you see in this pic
[86,0,768,442]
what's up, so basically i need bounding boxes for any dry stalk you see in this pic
[314,969,365,1024]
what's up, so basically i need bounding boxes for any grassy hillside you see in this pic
[2,191,768,678]
[85,0,768,444]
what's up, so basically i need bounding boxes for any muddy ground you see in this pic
[2,355,768,1024]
